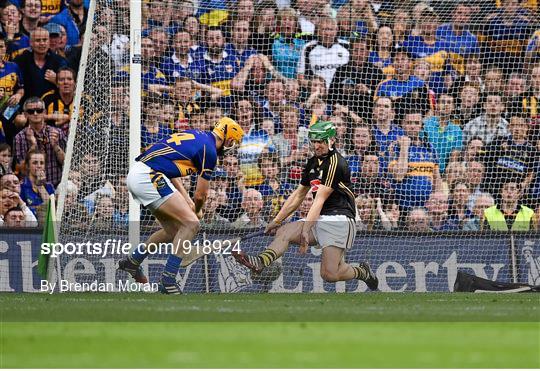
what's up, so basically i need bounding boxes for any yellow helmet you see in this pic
[212,117,244,144]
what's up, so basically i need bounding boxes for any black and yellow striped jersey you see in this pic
[300,148,356,219]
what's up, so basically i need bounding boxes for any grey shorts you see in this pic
[312,215,356,250]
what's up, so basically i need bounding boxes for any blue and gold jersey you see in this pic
[40,0,66,17]
[0,61,23,98]
[191,51,240,97]
[136,129,218,180]
[6,34,30,61]
[389,141,439,209]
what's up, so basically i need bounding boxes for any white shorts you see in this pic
[126,161,176,212]
[311,215,356,250]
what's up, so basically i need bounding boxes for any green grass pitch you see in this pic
[1,292,539,368]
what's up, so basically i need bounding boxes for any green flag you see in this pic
[38,196,56,279]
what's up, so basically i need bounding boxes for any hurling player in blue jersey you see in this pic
[119,117,244,294]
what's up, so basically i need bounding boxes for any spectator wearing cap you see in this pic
[1,2,30,61]
[19,0,41,37]
[49,0,87,47]
[297,17,349,89]
[463,93,509,145]
[375,47,432,121]
[43,22,67,57]
[14,28,67,101]
[422,93,463,173]
[13,97,65,186]
[329,34,384,119]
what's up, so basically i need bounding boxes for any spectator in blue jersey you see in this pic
[371,97,404,164]
[9,0,64,22]
[484,0,534,73]
[425,191,459,231]
[435,2,479,62]
[160,31,195,83]
[401,9,453,95]
[231,54,288,101]
[448,181,473,228]
[254,151,293,220]
[140,96,173,151]
[463,192,495,231]
[141,1,181,38]
[227,19,257,68]
[463,93,509,145]
[260,79,286,127]
[14,28,67,101]
[368,26,394,77]
[138,37,168,95]
[525,30,540,69]
[49,0,87,47]
[389,111,442,210]
[19,148,54,220]
[0,34,24,145]
[422,94,463,172]
[192,27,240,109]
[346,124,377,182]
[234,97,273,186]
[272,8,306,79]
[1,3,30,61]
[375,47,431,121]
[297,17,349,89]
[329,33,384,119]
[19,0,41,37]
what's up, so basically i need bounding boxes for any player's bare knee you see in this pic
[320,269,339,283]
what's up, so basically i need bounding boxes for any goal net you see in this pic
[52,0,540,293]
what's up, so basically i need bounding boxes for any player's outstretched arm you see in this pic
[266,185,310,233]
[300,184,333,253]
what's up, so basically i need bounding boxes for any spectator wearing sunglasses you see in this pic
[13,97,65,186]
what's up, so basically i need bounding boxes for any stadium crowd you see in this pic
[0,0,538,232]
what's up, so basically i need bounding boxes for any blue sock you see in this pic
[162,255,182,281]
[129,246,149,265]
